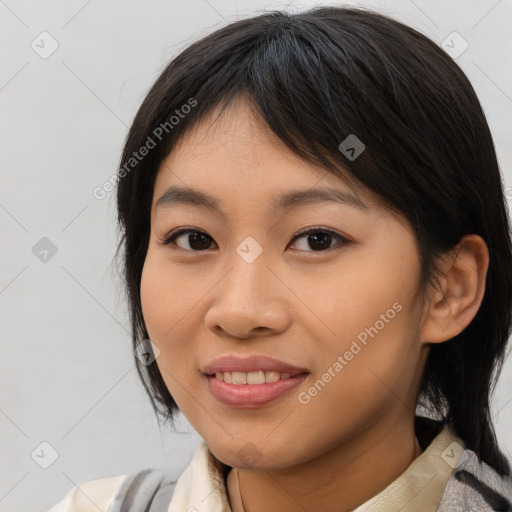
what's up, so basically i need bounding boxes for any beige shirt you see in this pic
[47,422,465,512]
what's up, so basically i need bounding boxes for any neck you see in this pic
[227,415,424,512]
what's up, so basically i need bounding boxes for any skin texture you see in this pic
[140,96,489,512]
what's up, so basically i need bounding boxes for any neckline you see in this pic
[216,415,448,508]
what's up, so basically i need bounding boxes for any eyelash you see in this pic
[157,226,349,253]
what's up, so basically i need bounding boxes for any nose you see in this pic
[204,247,292,340]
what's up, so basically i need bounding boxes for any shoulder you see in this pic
[47,469,178,512]
[437,448,512,511]
[46,474,127,512]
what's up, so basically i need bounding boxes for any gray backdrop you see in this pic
[1,1,511,511]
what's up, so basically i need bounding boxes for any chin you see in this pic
[205,436,307,471]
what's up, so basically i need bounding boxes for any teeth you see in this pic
[214,371,294,384]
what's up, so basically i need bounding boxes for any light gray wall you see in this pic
[1,1,511,511]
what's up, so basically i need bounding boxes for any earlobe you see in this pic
[420,234,489,344]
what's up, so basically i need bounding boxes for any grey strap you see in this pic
[147,479,178,511]
[437,450,512,511]
[108,469,175,512]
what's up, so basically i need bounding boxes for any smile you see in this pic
[205,372,309,408]
[213,370,293,384]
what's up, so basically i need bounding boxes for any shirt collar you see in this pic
[168,416,465,512]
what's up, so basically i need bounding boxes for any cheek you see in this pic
[303,241,422,399]
[295,301,420,446]
[140,251,188,340]
[139,252,201,395]
[297,254,417,351]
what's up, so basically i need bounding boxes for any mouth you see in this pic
[202,354,310,408]
[202,354,309,376]
[204,370,309,408]
[206,370,306,384]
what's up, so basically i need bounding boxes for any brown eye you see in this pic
[289,227,348,252]
[159,226,348,253]
[162,229,216,251]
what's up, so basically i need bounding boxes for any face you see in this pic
[140,97,430,470]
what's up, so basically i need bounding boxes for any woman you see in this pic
[48,5,512,511]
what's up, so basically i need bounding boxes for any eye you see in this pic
[288,226,348,252]
[159,228,216,251]
[158,226,348,252]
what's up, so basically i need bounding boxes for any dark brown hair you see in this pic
[115,5,512,476]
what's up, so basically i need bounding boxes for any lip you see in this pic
[205,373,309,408]
[202,355,309,376]
[202,355,310,409]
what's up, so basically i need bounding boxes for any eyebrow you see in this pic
[155,185,370,218]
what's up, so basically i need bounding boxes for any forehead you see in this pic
[152,97,385,216]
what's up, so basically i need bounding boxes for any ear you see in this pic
[420,234,489,344]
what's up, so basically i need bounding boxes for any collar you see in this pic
[352,417,465,511]
[168,416,465,511]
